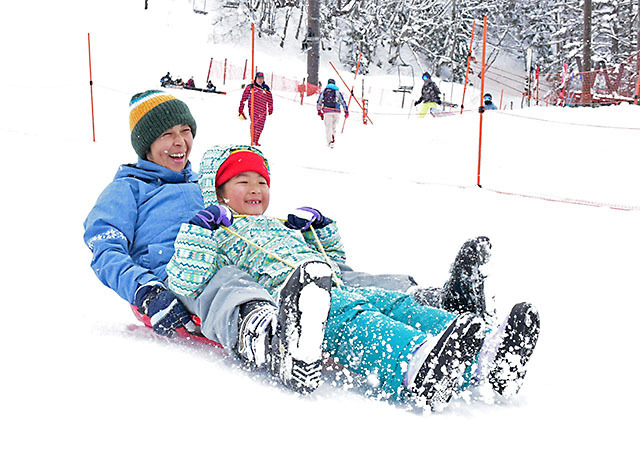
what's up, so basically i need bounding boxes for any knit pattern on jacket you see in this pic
[166,216,345,298]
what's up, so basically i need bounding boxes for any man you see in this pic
[238,72,274,146]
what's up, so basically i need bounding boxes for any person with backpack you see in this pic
[238,72,274,146]
[414,71,442,118]
[317,79,348,148]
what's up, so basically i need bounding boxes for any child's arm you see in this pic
[166,223,227,298]
[302,221,346,264]
[285,207,346,264]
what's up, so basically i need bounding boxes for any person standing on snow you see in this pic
[238,72,273,146]
[414,71,442,118]
[317,78,349,148]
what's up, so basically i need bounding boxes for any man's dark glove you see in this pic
[190,205,233,230]
[436,98,442,105]
[414,100,421,106]
[285,207,332,231]
[134,283,196,338]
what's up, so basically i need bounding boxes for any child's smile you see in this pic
[217,171,270,215]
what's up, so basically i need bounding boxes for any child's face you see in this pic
[148,124,193,172]
[217,171,270,215]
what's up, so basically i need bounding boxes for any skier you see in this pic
[166,144,541,408]
[238,72,273,146]
[482,93,498,111]
[317,78,349,148]
[414,71,442,118]
[186,76,196,89]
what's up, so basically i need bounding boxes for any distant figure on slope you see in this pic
[414,71,442,118]
[238,72,274,146]
[160,72,172,87]
[186,77,196,89]
[482,93,498,111]
[317,78,349,148]
[206,80,216,92]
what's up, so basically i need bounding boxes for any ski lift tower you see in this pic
[393,63,415,108]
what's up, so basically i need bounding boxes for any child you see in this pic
[167,145,540,409]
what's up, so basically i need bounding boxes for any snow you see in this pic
[2,1,639,450]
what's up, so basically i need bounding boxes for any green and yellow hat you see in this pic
[129,90,197,159]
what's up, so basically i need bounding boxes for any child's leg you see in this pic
[349,286,457,336]
[324,286,438,398]
[176,265,275,351]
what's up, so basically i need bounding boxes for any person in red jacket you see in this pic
[238,72,274,146]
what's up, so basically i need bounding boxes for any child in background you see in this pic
[167,145,540,409]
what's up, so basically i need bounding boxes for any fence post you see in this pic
[461,20,476,114]
[88,33,95,142]
[477,16,487,188]
[223,58,227,85]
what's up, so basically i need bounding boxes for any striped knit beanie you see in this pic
[129,90,197,159]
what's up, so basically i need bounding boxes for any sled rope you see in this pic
[222,216,343,288]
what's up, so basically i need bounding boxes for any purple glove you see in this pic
[190,205,233,230]
[285,207,332,231]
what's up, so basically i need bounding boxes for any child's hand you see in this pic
[190,205,233,230]
[285,207,332,231]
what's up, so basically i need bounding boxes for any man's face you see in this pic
[147,124,193,172]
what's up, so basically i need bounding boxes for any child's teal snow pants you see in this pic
[323,286,457,399]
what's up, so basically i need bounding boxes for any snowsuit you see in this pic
[317,83,349,146]
[416,79,441,118]
[166,144,459,399]
[239,82,273,145]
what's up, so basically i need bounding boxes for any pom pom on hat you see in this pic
[216,151,270,187]
[129,90,197,159]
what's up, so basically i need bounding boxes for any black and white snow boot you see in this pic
[408,313,485,411]
[271,261,333,393]
[441,236,492,317]
[238,261,332,394]
[479,302,540,397]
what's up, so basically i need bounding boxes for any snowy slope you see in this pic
[2,1,639,450]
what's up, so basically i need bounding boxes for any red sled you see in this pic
[130,305,224,349]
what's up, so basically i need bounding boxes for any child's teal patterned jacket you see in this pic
[166,145,345,298]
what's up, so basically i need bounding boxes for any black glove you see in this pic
[436,99,442,105]
[285,207,332,231]
[134,283,196,337]
[414,100,421,106]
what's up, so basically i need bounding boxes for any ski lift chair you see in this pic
[393,63,414,108]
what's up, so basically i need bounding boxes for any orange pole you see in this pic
[460,20,476,114]
[499,89,504,109]
[87,33,96,142]
[250,24,255,146]
[635,69,640,105]
[341,52,362,133]
[329,61,373,125]
[477,16,487,188]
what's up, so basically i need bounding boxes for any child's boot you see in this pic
[441,236,492,317]
[272,261,333,393]
[477,302,540,397]
[407,313,485,411]
[237,261,332,393]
